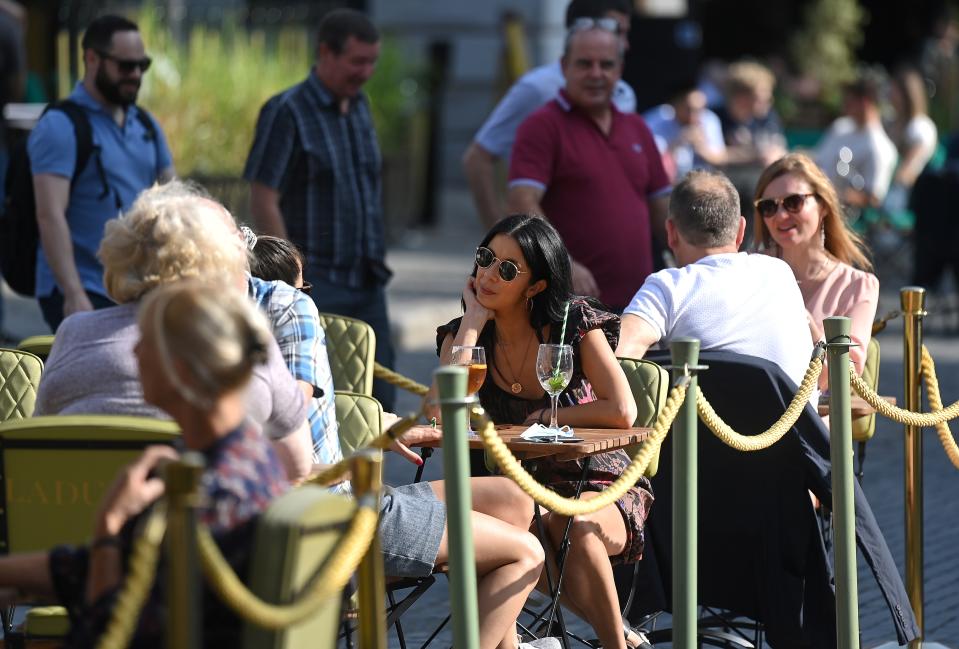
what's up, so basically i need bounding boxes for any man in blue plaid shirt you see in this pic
[244,8,395,411]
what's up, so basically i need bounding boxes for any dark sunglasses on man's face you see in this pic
[754,193,816,219]
[475,246,529,282]
[298,281,313,296]
[97,50,152,74]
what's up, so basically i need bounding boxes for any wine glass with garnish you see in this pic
[536,344,574,438]
[451,345,487,436]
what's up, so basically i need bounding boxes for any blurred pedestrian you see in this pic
[0,0,25,339]
[814,72,897,209]
[885,65,938,214]
[507,19,669,312]
[462,0,635,229]
[717,61,786,167]
[245,8,396,410]
[28,14,174,332]
[643,83,727,181]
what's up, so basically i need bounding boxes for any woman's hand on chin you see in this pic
[462,276,493,325]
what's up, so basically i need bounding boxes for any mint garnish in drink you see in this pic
[547,374,566,393]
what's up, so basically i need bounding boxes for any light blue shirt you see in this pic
[642,103,725,179]
[27,83,172,298]
[474,60,636,160]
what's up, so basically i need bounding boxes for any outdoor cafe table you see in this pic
[408,424,651,649]
[818,394,896,418]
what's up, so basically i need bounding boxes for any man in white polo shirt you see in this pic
[616,169,812,387]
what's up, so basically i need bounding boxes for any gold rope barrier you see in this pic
[373,362,430,396]
[478,383,687,516]
[95,503,168,649]
[697,354,823,451]
[305,414,421,486]
[851,361,959,427]
[920,346,959,470]
[197,500,380,629]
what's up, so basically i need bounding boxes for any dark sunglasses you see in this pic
[475,246,529,282]
[569,17,621,34]
[298,281,313,296]
[96,50,152,74]
[754,193,816,219]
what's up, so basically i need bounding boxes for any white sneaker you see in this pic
[518,637,562,649]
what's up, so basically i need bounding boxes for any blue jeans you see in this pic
[38,288,114,333]
[306,275,396,412]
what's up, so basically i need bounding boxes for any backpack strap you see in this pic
[45,100,94,186]
[133,106,163,180]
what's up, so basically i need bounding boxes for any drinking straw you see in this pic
[559,300,570,344]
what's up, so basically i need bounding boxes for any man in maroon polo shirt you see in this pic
[507,19,670,311]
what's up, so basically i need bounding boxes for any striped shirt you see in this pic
[244,72,390,289]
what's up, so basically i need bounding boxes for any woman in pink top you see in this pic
[753,153,879,388]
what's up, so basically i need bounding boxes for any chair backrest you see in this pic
[0,348,44,422]
[16,335,55,362]
[0,415,179,554]
[317,313,375,395]
[334,391,383,456]
[242,485,354,649]
[851,337,880,443]
[617,357,669,477]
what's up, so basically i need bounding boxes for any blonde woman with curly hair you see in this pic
[753,153,879,387]
[35,181,314,479]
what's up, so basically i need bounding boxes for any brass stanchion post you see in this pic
[165,453,204,649]
[824,317,860,649]
[903,287,926,648]
[353,449,386,649]
[435,366,479,649]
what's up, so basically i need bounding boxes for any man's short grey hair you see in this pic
[669,170,741,247]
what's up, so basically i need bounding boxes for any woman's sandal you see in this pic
[624,624,654,649]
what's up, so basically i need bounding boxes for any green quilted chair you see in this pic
[852,337,880,479]
[617,357,669,477]
[243,485,358,649]
[318,313,375,396]
[0,348,43,422]
[16,335,56,362]
[335,391,383,455]
[0,415,179,644]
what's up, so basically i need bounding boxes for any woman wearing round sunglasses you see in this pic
[753,153,879,387]
[436,215,647,649]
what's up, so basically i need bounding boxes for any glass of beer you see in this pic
[451,345,487,436]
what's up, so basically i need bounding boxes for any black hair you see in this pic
[843,69,883,103]
[81,15,139,52]
[564,0,632,27]
[317,8,379,55]
[473,214,575,331]
[249,236,305,287]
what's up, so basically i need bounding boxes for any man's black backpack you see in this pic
[0,100,157,296]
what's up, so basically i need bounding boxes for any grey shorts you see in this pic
[378,482,446,578]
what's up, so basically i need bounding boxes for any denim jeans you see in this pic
[305,275,396,412]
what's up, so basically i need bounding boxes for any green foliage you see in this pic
[136,10,422,177]
[789,0,867,109]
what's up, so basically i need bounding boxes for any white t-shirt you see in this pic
[902,114,939,168]
[814,117,898,202]
[624,252,813,388]
[474,61,636,160]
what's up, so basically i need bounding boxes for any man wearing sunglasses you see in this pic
[27,14,173,330]
[507,18,670,312]
[462,0,635,231]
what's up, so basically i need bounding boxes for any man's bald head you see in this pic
[669,170,742,248]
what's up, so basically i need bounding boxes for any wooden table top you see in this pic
[818,394,896,418]
[408,424,651,462]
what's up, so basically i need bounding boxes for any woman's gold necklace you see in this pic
[498,332,535,394]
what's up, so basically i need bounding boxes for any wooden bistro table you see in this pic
[817,394,896,418]
[408,423,651,649]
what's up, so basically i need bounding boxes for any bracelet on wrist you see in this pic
[538,408,547,425]
[91,535,122,552]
